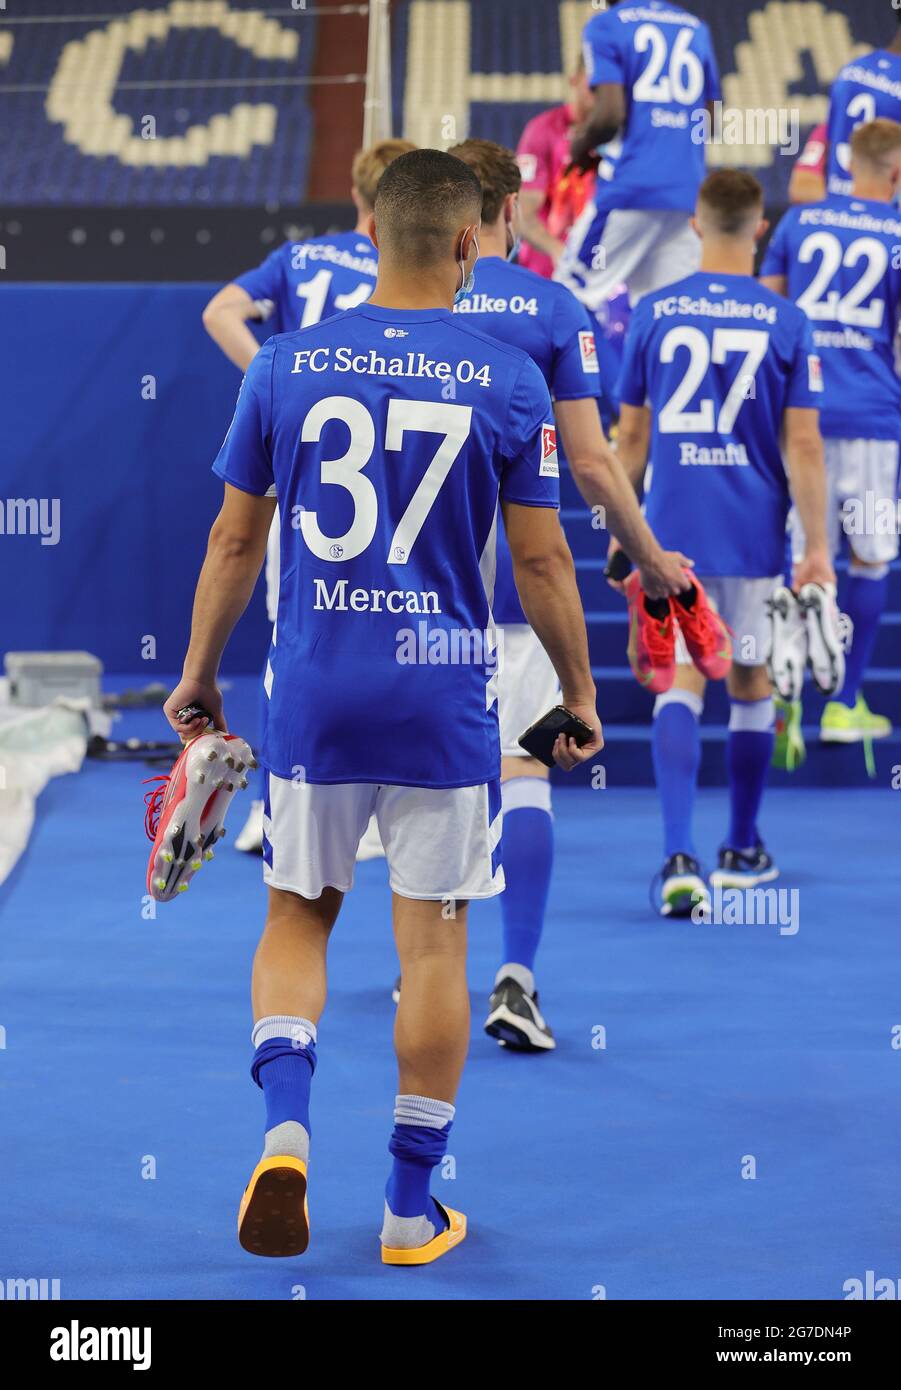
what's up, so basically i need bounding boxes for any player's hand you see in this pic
[553,697,603,772]
[793,548,836,591]
[638,550,696,600]
[163,677,226,742]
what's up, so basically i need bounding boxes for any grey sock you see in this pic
[262,1120,309,1164]
[380,1200,442,1250]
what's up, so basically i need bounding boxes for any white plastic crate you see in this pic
[4,651,103,708]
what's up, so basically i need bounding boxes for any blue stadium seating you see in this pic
[0,0,316,204]
[392,0,896,203]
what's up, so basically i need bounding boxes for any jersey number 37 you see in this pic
[298,397,473,565]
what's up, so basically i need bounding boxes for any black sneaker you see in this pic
[660,852,710,918]
[484,977,555,1052]
[710,843,779,889]
[391,975,401,1005]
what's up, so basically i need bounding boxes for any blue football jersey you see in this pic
[826,50,901,196]
[233,230,378,334]
[212,304,558,788]
[582,1,720,212]
[453,256,602,623]
[617,272,822,576]
[760,195,901,441]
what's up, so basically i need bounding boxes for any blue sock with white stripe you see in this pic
[382,1095,454,1249]
[726,698,774,851]
[499,777,553,981]
[652,691,703,858]
[250,1015,317,1163]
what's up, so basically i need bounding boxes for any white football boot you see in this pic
[767,585,807,702]
[798,583,847,697]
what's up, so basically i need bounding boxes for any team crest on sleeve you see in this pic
[579,331,599,373]
[517,153,538,184]
[808,354,824,392]
[539,424,559,477]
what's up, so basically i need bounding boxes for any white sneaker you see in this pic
[356,813,386,861]
[767,585,807,701]
[234,799,265,854]
[798,583,846,697]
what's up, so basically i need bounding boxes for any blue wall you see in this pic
[0,284,271,674]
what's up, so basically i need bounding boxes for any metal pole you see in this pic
[363,0,392,144]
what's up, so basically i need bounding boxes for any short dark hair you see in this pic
[374,148,482,265]
[448,138,521,224]
[697,169,763,234]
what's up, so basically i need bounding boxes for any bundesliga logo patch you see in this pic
[539,424,559,478]
[579,331,599,373]
[808,353,824,391]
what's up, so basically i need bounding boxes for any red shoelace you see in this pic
[143,775,170,842]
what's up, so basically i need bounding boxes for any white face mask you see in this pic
[454,231,479,303]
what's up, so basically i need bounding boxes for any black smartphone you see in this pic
[518,705,595,768]
[604,548,633,582]
[176,703,212,726]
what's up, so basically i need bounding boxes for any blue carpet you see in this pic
[0,692,898,1300]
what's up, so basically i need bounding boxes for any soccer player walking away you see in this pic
[201,139,414,853]
[448,137,691,1050]
[556,0,720,311]
[761,119,901,751]
[613,170,835,916]
[825,13,901,197]
[164,150,601,1265]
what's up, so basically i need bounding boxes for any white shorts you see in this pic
[675,576,780,669]
[497,624,561,757]
[262,775,504,901]
[556,207,700,310]
[790,438,900,566]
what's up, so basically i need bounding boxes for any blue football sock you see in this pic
[838,568,888,707]
[652,693,702,858]
[499,778,553,975]
[382,1096,454,1247]
[726,698,774,851]
[250,1015,317,1143]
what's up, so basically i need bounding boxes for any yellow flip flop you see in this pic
[238,1155,309,1257]
[381,1200,467,1266]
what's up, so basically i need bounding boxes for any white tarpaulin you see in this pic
[0,679,110,887]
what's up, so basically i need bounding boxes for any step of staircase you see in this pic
[550,724,901,789]
[589,664,901,724]
[583,610,901,669]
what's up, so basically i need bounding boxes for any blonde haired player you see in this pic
[761,119,901,749]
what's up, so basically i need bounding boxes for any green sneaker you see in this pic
[820,695,892,744]
[772,697,806,770]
